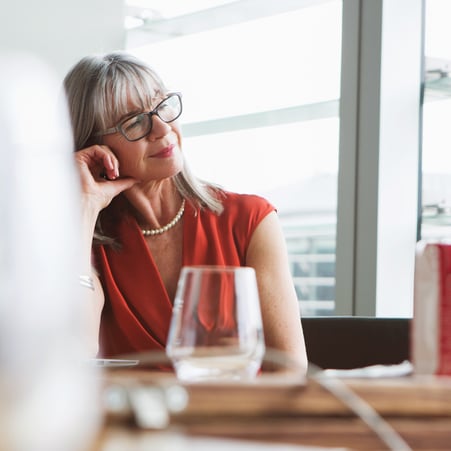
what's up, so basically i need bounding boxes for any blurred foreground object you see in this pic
[0,53,100,451]
[413,241,451,375]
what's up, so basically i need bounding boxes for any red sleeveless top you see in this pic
[94,192,274,358]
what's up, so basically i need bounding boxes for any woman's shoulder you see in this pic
[220,191,275,212]
[212,191,276,230]
[189,189,276,226]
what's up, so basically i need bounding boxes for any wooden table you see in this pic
[94,369,451,450]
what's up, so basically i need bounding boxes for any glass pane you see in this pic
[422,0,451,240]
[127,0,342,316]
[130,2,342,121]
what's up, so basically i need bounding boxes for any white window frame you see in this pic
[335,0,423,317]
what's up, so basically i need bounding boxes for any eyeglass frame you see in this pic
[94,92,183,142]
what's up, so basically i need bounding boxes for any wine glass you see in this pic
[166,266,265,382]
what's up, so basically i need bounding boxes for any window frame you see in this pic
[336,0,423,317]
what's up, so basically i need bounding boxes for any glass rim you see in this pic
[180,265,256,274]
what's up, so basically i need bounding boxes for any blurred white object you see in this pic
[0,52,100,451]
[322,361,413,379]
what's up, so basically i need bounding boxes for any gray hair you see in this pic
[63,52,223,244]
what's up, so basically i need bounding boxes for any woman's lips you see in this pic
[151,144,175,158]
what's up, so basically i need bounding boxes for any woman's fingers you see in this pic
[102,153,118,180]
[74,145,137,209]
[75,145,118,180]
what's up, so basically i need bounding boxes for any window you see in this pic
[124,0,424,318]
[421,0,451,241]
[125,0,342,316]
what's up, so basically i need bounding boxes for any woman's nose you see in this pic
[147,114,171,141]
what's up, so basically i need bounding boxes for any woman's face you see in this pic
[101,92,184,184]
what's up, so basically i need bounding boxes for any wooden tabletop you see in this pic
[95,369,451,450]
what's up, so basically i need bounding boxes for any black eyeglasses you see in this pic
[95,92,182,142]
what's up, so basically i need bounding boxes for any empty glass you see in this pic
[166,266,265,382]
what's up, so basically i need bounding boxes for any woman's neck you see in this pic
[123,179,181,229]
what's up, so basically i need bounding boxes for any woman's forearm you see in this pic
[80,200,104,357]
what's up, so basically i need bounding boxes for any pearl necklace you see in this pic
[141,199,185,236]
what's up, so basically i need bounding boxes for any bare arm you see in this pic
[75,145,137,356]
[246,211,308,374]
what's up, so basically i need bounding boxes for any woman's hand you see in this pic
[75,145,136,357]
[75,144,137,213]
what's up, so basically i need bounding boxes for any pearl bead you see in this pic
[141,200,185,237]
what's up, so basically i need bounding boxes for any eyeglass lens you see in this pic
[121,94,181,141]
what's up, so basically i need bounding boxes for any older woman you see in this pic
[64,52,307,372]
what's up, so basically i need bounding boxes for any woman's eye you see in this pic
[124,114,145,131]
